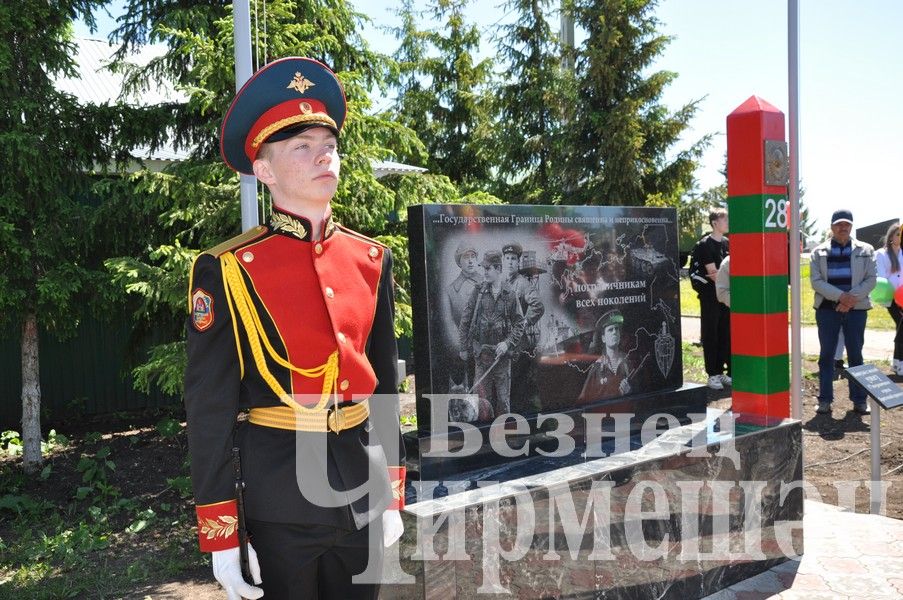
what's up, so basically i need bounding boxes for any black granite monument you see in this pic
[408,204,706,480]
[389,204,803,599]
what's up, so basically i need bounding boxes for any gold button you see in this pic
[368,246,379,258]
[314,243,323,255]
[337,332,346,343]
[241,251,254,263]
[340,379,350,391]
[325,287,334,298]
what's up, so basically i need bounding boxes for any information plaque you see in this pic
[843,364,903,410]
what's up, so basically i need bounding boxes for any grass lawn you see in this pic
[0,412,206,599]
[679,259,897,331]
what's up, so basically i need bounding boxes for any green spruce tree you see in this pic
[390,0,494,190]
[566,0,708,206]
[491,0,573,203]
[0,0,129,473]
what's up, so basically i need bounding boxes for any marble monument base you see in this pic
[411,383,708,481]
[382,409,803,599]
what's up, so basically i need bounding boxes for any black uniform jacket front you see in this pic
[184,207,405,552]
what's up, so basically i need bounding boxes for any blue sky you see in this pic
[76,0,903,234]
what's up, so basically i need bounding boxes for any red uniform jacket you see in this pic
[184,208,405,552]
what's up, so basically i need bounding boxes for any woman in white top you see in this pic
[875,221,903,374]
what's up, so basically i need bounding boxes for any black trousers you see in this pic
[888,303,903,361]
[248,519,383,600]
[699,293,731,376]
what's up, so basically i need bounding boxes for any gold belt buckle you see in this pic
[327,406,347,433]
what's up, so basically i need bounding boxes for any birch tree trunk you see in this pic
[21,312,42,474]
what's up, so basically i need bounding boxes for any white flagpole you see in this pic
[788,0,802,419]
[234,0,259,231]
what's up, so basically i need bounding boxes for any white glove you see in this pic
[382,510,404,547]
[212,545,264,600]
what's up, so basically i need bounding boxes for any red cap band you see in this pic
[244,98,335,163]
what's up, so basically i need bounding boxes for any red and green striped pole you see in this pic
[726,96,789,421]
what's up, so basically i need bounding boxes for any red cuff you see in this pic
[388,466,406,510]
[195,500,240,552]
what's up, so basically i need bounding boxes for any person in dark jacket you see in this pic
[693,208,731,390]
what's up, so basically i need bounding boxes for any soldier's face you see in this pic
[460,251,478,275]
[503,253,519,274]
[603,324,621,347]
[252,127,340,207]
[484,264,501,283]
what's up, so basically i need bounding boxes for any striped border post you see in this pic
[727,96,789,421]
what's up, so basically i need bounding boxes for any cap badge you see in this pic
[287,72,315,94]
[299,101,312,114]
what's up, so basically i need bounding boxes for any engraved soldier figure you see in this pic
[578,310,635,403]
[501,243,544,411]
[458,250,524,419]
[440,240,482,390]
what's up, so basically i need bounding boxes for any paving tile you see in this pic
[779,590,847,600]
[888,527,903,543]
[791,555,821,575]
[823,573,902,599]
[776,572,830,591]
[864,555,903,580]
[706,502,903,600]
[816,557,869,574]
[808,540,863,559]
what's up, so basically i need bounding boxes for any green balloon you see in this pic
[871,277,894,304]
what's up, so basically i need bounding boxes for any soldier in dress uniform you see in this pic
[184,57,405,600]
[501,243,544,412]
[578,309,634,403]
[458,250,524,418]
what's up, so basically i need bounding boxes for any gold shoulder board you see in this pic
[203,225,269,257]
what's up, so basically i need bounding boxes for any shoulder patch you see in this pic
[335,224,387,249]
[191,288,214,331]
[203,225,270,258]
